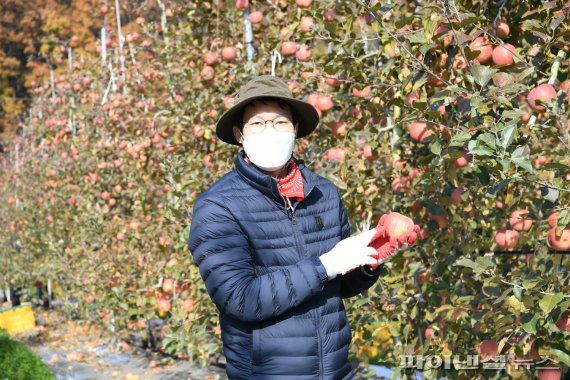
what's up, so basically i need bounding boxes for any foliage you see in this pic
[0,0,569,378]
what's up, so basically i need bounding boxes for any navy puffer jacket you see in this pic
[187,150,381,379]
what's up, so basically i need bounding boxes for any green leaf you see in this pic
[468,140,495,156]
[520,313,539,334]
[510,145,534,173]
[499,158,512,172]
[486,178,516,197]
[559,209,570,228]
[478,133,497,149]
[459,16,483,28]
[499,125,518,150]
[550,349,570,368]
[423,17,438,41]
[539,293,564,314]
[471,63,499,87]
[514,286,523,301]
[408,32,426,44]
[450,132,471,147]
[419,44,436,56]
[476,165,490,186]
[502,110,526,120]
[543,162,570,170]
[430,139,442,155]
[514,67,536,82]
[455,258,485,275]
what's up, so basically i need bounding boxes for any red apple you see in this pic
[352,86,371,97]
[249,11,263,24]
[469,37,493,64]
[454,148,472,168]
[295,0,312,7]
[434,25,452,48]
[221,46,237,62]
[296,45,312,61]
[316,95,334,112]
[409,121,433,143]
[451,187,466,206]
[325,75,341,88]
[489,20,510,39]
[492,44,515,66]
[555,314,570,331]
[323,9,335,22]
[477,339,498,359]
[203,51,219,66]
[547,227,570,251]
[281,41,297,56]
[548,212,559,228]
[235,0,249,9]
[509,209,533,232]
[527,83,557,112]
[300,16,314,33]
[495,229,520,249]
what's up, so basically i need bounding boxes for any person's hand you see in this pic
[367,214,420,268]
[318,228,379,280]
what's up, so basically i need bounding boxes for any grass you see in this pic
[0,328,55,380]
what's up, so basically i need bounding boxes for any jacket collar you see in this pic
[235,150,317,206]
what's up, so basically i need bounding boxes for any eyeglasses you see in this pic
[242,118,294,134]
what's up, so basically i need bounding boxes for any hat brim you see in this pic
[215,95,320,146]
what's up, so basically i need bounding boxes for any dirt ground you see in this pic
[13,307,227,380]
[11,306,384,380]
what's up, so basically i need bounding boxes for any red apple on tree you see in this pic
[409,121,433,143]
[469,37,493,64]
[527,84,557,112]
[495,229,520,249]
[548,212,559,228]
[296,45,312,61]
[454,148,472,168]
[295,0,312,8]
[509,209,533,232]
[300,16,314,32]
[451,187,466,206]
[489,19,510,39]
[547,227,570,251]
[352,86,371,97]
[221,46,237,62]
[281,41,297,56]
[477,339,498,359]
[316,95,334,112]
[492,44,515,66]
[203,51,219,66]
[235,0,249,9]
[249,11,263,24]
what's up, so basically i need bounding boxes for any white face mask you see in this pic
[241,128,296,171]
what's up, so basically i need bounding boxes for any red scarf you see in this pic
[244,155,305,201]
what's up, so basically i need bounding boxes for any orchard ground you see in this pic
[1,0,569,378]
[10,304,389,379]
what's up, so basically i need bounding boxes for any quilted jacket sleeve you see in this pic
[187,197,329,324]
[338,194,382,299]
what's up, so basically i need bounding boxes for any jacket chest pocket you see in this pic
[251,327,261,365]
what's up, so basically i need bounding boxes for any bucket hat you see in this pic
[215,75,320,146]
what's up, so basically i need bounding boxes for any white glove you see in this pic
[318,228,379,280]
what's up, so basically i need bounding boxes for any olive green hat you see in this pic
[215,75,320,146]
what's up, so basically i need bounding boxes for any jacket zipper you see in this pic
[282,190,323,379]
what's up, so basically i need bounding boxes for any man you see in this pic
[187,75,383,379]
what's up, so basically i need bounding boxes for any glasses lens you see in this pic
[245,119,293,134]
